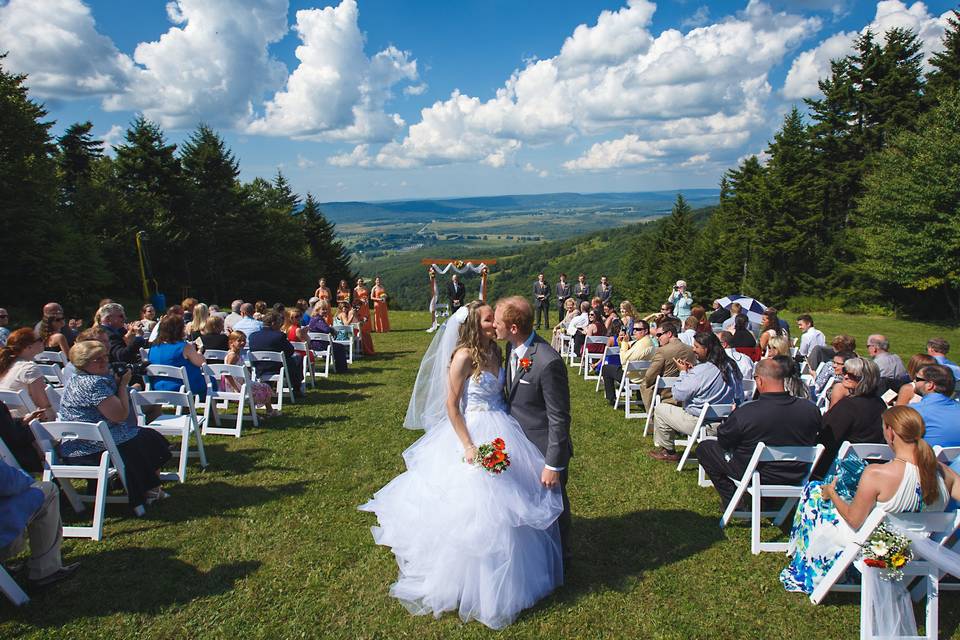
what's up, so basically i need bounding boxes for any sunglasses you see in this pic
[654,332,665,338]
[842,371,861,381]
[914,376,928,382]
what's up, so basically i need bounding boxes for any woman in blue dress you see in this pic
[147,315,208,398]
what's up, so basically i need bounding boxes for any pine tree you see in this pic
[301,193,352,287]
[57,121,103,208]
[927,9,960,102]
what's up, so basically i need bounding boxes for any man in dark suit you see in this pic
[573,273,590,304]
[97,302,147,366]
[495,296,573,566]
[447,274,466,313]
[248,311,305,398]
[596,276,613,305]
[532,273,550,330]
[555,273,571,317]
[697,357,821,510]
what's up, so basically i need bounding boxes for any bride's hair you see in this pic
[454,301,499,380]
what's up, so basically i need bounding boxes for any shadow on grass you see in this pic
[559,509,724,598]
[1,547,260,624]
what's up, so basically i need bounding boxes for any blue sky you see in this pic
[1,0,955,201]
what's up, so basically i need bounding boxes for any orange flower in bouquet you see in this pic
[468,438,511,474]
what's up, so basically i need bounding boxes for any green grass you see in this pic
[3,310,959,639]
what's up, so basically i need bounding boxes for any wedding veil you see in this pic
[403,305,470,431]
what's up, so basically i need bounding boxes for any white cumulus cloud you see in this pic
[248,0,419,143]
[783,1,954,99]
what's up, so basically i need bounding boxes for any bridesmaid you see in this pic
[315,278,332,304]
[353,278,376,356]
[371,276,390,333]
[336,280,352,305]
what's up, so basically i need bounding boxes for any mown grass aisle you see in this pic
[3,311,959,638]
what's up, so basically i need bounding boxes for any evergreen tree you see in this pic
[301,193,352,287]
[57,121,103,208]
[927,9,960,102]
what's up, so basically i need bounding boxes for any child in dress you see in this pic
[224,331,279,418]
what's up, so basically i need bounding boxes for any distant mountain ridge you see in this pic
[320,189,719,223]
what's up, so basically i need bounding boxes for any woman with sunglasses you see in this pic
[811,357,885,478]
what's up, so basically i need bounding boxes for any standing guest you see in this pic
[709,300,730,326]
[697,358,821,510]
[555,273,571,318]
[573,274,590,304]
[718,331,754,381]
[0,329,55,420]
[649,332,743,462]
[596,276,613,305]
[336,280,351,305]
[795,314,825,360]
[223,332,278,418]
[551,298,578,351]
[447,274,466,314]
[867,334,907,381]
[0,308,9,346]
[315,278,332,303]
[896,354,938,406]
[602,302,619,334]
[678,316,698,346]
[38,313,69,354]
[199,316,229,353]
[690,305,711,334]
[602,321,655,406]
[186,303,209,342]
[619,301,638,335]
[147,315,208,400]
[757,309,786,353]
[98,303,146,366]
[249,311,305,398]
[811,357,885,478]
[371,276,391,333]
[729,313,757,348]
[140,304,158,336]
[58,341,172,512]
[308,303,349,373]
[532,273,550,330]
[913,364,960,448]
[926,337,960,380]
[224,300,243,333]
[233,303,263,339]
[180,298,198,324]
[354,278,376,356]
[639,322,696,417]
[667,280,693,321]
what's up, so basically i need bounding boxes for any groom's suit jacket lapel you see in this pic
[509,335,540,399]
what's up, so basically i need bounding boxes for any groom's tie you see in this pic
[511,351,519,381]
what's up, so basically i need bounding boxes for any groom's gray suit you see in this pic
[505,333,573,561]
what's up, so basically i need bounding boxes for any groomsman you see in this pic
[533,273,550,329]
[574,274,590,304]
[556,273,571,316]
[597,276,613,305]
[448,274,466,313]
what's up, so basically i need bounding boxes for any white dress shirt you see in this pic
[798,326,826,357]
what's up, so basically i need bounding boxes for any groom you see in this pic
[495,296,573,567]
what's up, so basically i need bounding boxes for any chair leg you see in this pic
[751,477,762,555]
[193,419,208,468]
[926,572,939,640]
[177,432,189,483]
[0,566,28,606]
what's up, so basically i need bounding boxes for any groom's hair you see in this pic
[496,296,534,335]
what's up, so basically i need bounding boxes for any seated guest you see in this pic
[649,332,744,462]
[199,316,229,354]
[223,332,278,418]
[644,301,679,327]
[0,328,55,420]
[728,313,757,348]
[757,309,787,352]
[186,303,209,342]
[795,314,825,361]
[315,299,334,326]
[34,302,75,347]
[602,321,655,406]
[913,364,960,448]
[253,301,268,321]
[709,300,730,325]
[147,304,184,343]
[224,300,244,333]
[139,304,158,336]
[307,302,349,373]
[697,358,821,509]
[690,305,711,334]
[38,312,69,355]
[639,322,695,415]
[602,302,618,334]
[98,303,147,366]
[582,309,607,357]
[0,403,44,472]
[297,299,311,326]
[895,354,938,406]
[718,331,753,381]
[927,337,960,380]
[764,334,791,359]
[59,341,172,512]
[551,298,578,350]
[812,357,885,478]
[678,316,698,346]
[62,327,110,386]
[867,334,906,383]
[619,301,637,334]
[782,406,958,594]
[233,303,263,338]
[777,355,811,401]
[181,298,198,324]
[568,302,592,357]
[283,309,308,345]
[249,312,305,398]
[0,459,79,587]
[721,302,755,334]
[148,315,208,399]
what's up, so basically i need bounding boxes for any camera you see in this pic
[110,360,149,378]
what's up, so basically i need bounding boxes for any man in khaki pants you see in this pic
[639,321,694,415]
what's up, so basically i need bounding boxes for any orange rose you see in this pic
[492,438,506,451]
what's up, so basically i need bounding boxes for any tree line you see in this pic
[0,55,351,317]
[621,15,960,321]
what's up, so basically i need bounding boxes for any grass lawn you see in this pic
[2,310,959,639]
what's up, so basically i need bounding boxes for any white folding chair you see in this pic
[676,403,734,473]
[614,360,652,419]
[580,336,607,381]
[307,332,333,379]
[139,347,150,363]
[35,363,64,387]
[594,346,619,391]
[817,378,836,414]
[557,333,573,362]
[933,445,960,464]
[291,341,315,389]
[435,303,450,319]
[202,363,259,437]
[333,327,354,364]
[0,389,37,416]
[741,378,757,401]
[721,442,825,554]
[0,440,29,605]
[30,420,134,540]
[44,384,61,417]
[33,351,67,367]
[248,351,295,411]
[203,349,229,364]
[643,376,679,437]
[836,441,894,463]
[130,388,207,483]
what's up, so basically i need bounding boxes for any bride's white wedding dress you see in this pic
[359,368,563,629]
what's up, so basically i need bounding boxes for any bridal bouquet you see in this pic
[470,437,511,474]
[860,523,913,581]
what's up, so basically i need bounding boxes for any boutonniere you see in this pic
[518,357,532,372]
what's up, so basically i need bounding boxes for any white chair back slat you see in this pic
[642,375,680,437]
[933,445,960,464]
[202,363,259,437]
[836,441,894,462]
[616,360,652,418]
[306,333,333,379]
[34,351,67,367]
[676,402,735,473]
[131,389,207,483]
[248,351,294,409]
[44,384,62,416]
[0,389,37,416]
[144,364,193,396]
[35,363,64,387]
[203,349,229,363]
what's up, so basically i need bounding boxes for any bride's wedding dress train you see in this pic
[359,369,563,629]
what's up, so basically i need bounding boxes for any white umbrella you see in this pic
[714,294,767,326]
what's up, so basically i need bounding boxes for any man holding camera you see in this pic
[98,303,147,368]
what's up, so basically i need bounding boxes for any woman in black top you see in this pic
[728,314,757,348]
[198,316,229,353]
[811,357,886,478]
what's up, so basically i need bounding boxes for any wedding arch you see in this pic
[420,258,497,331]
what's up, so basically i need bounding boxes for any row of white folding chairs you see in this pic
[34,350,67,367]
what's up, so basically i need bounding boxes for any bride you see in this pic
[359,301,564,629]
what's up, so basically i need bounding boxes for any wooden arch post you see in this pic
[420,258,497,331]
